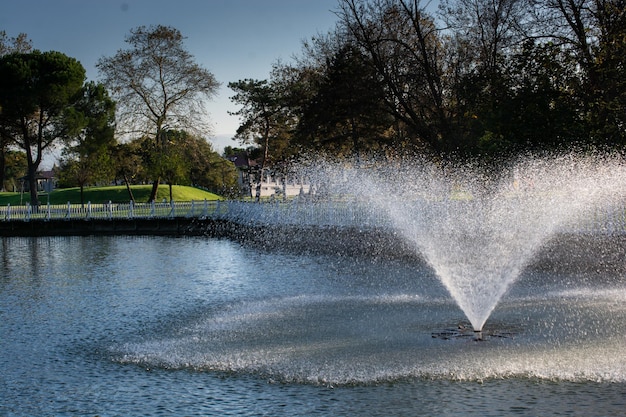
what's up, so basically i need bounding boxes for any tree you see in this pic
[130,130,236,200]
[162,131,237,193]
[458,40,584,157]
[441,0,526,76]
[2,150,27,192]
[228,79,293,200]
[0,31,32,191]
[439,0,530,154]
[112,141,146,202]
[59,82,117,205]
[528,0,597,73]
[97,25,220,202]
[588,0,626,145]
[0,31,32,56]
[141,130,188,202]
[295,42,393,160]
[0,50,86,205]
[337,0,453,153]
[525,0,626,147]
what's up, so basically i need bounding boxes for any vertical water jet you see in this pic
[317,153,626,331]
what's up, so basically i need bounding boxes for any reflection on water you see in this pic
[115,289,626,384]
[1,236,625,416]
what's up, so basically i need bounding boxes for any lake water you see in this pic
[1,236,625,416]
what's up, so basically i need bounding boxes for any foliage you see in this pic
[226,0,626,164]
[0,31,32,190]
[228,78,295,199]
[2,150,27,192]
[0,31,32,56]
[175,131,239,194]
[588,0,626,147]
[0,50,86,205]
[336,0,452,153]
[112,140,147,201]
[2,3,623,200]
[58,81,117,204]
[130,129,238,195]
[228,79,294,160]
[294,43,393,159]
[97,25,220,201]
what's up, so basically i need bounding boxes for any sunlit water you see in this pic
[1,236,625,416]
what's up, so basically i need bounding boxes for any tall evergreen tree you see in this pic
[229,79,293,200]
[0,31,32,191]
[0,50,86,205]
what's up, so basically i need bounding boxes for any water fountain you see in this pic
[347,153,626,332]
[113,152,626,386]
[3,154,626,416]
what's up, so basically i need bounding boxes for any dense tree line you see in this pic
[230,0,626,166]
[2,0,624,203]
[0,27,237,203]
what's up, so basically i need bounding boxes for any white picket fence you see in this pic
[0,200,377,227]
[0,200,223,222]
[1,199,625,234]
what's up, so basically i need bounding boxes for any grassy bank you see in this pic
[0,185,222,205]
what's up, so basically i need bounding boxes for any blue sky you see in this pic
[1,0,339,154]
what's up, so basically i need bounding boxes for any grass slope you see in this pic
[0,185,222,205]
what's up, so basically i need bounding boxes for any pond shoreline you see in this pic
[0,217,205,237]
[1,217,624,273]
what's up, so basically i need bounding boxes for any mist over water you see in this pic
[310,153,626,331]
[114,278,626,385]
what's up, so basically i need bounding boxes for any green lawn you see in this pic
[0,185,223,206]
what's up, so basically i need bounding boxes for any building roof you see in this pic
[228,153,258,169]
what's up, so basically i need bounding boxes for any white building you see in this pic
[227,152,310,199]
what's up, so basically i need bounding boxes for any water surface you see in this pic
[1,236,624,416]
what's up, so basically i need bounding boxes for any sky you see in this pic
[0,0,340,157]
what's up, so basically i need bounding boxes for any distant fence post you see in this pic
[66,201,71,219]
[108,201,113,220]
[129,200,134,219]
[26,203,31,222]
[6,204,10,221]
